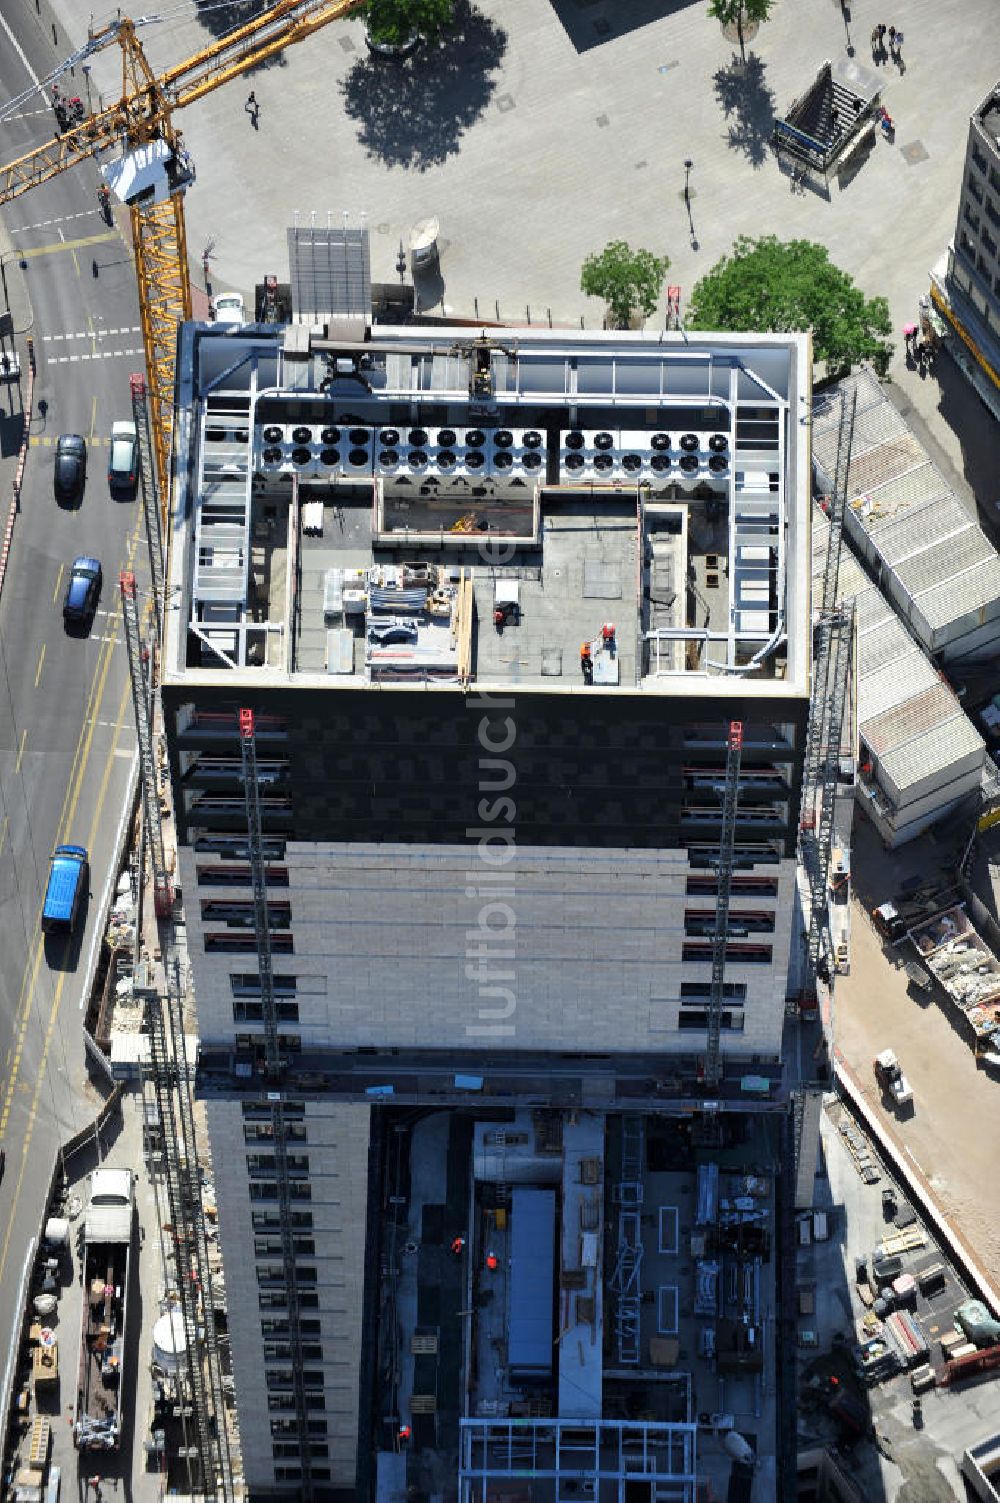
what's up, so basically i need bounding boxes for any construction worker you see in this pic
[580,641,593,685]
[485,1251,499,1272]
[493,606,505,633]
[449,1234,465,1257]
[601,621,616,655]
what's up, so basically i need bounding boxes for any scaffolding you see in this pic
[799,390,857,984]
[122,568,233,1497]
[610,1116,645,1366]
[238,707,314,1495]
[131,373,166,643]
[120,571,172,915]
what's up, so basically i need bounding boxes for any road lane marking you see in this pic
[0,11,40,90]
[0,510,141,1121]
[47,349,143,365]
[33,643,45,688]
[10,209,98,233]
[43,326,142,342]
[51,564,64,604]
[0,816,8,857]
[18,230,118,261]
[0,667,136,1283]
[14,729,27,775]
[88,396,97,444]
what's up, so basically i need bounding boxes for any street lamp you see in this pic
[396,239,407,285]
[683,159,693,205]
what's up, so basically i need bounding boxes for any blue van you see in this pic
[41,845,89,934]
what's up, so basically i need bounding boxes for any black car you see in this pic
[53,434,87,503]
[63,555,102,626]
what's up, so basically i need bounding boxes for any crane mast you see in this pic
[704,720,743,1089]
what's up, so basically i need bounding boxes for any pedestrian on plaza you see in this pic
[888,24,896,51]
[245,90,259,129]
[877,22,886,43]
[870,24,880,56]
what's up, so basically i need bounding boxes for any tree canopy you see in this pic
[364,0,455,47]
[687,235,893,376]
[580,241,671,329]
[707,0,775,62]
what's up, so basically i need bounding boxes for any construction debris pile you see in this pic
[909,904,1000,1045]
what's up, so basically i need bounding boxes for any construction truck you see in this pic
[74,1167,135,1450]
[874,1049,913,1108]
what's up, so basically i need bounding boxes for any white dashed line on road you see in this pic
[43,326,142,342]
[47,348,144,365]
[11,208,97,234]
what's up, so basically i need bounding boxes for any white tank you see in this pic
[152,1311,187,1373]
[723,1431,755,1466]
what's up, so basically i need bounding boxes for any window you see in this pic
[233,1001,301,1023]
[251,1181,312,1203]
[982,228,998,259]
[247,1153,310,1175]
[262,1317,321,1338]
[194,835,286,860]
[199,864,290,887]
[243,1099,305,1119]
[259,1288,319,1309]
[965,204,982,234]
[244,1122,307,1143]
[273,1443,330,1460]
[684,908,776,936]
[990,164,1000,194]
[231,973,299,997]
[205,932,294,954]
[686,875,778,897]
[271,1418,327,1437]
[680,981,747,1001]
[686,843,781,867]
[264,1340,324,1361]
[959,229,977,261]
[972,145,988,174]
[968,172,985,204]
[678,1008,745,1032]
[201,900,291,928]
[257,1264,318,1287]
[682,941,773,963]
[986,199,1000,229]
[255,1235,316,1256]
[254,1211,314,1231]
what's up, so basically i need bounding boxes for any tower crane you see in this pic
[0,0,362,500]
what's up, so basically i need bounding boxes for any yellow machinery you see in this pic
[0,0,362,502]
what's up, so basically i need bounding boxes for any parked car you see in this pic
[211,291,246,326]
[63,555,102,626]
[53,433,87,502]
[108,419,137,493]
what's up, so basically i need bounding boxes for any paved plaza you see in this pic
[39,0,994,485]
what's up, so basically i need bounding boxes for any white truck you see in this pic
[874,1048,914,1108]
[74,1167,135,1450]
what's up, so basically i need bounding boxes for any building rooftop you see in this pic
[812,367,1000,660]
[165,323,812,701]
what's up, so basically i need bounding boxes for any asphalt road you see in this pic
[0,6,150,1384]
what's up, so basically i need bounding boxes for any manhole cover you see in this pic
[496,93,515,113]
[901,140,929,165]
[596,113,610,128]
[339,34,355,51]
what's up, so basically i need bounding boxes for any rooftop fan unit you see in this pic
[679,433,700,453]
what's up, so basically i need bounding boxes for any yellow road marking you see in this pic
[88,395,97,442]
[0,657,134,1283]
[0,815,8,857]
[51,563,64,604]
[0,508,141,1127]
[33,643,46,688]
[18,229,117,260]
[14,727,27,775]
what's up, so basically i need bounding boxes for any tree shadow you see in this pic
[340,2,508,171]
[547,0,692,52]
[713,51,776,169]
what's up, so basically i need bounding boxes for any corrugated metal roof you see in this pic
[858,613,914,674]
[858,654,939,722]
[880,713,984,792]
[895,527,993,595]
[862,681,960,756]
[868,490,969,555]
[847,438,926,510]
[917,558,1000,629]
[852,583,895,634]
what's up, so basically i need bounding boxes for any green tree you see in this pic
[707,0,775,63]
[580,241,671,329]
[364,0,455,48]
[687,235,893,377]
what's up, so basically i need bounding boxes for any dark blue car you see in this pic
[63,555,102,626]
